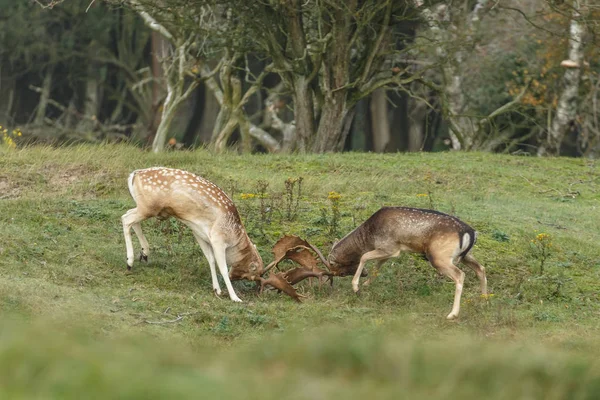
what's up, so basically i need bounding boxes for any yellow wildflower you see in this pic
[327,191,341,201]
[536,233,550,241]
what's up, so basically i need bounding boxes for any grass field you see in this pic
[1,145,600,398]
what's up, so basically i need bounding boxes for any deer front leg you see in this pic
[352,249,393,293]
[194,235,222,296]
[212,242,243,303]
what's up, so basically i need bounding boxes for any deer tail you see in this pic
[127,171,137,200]
[458,228,477,259]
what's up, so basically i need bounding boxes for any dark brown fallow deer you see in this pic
[327,207,488,319]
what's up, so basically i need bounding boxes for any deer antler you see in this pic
[259,272,306,303]
[264,235,333,289]
[283,267,329,285]
[306,242,331,270]
[263,235,309,275]
[253,235,334,302]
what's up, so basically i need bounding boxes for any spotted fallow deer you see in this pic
[121,167,298,302]
[327,207,488,319]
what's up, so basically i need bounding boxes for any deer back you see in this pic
[329,207,475,274]
[129,167,238,223]
[129,167,263,274]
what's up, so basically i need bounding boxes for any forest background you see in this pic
[1,0,599,157]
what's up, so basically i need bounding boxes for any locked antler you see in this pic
[258,272,306,302]
[262,235,333,295]
[236,235,333,302]
[265,235,331,273]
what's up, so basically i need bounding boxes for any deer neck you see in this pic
[331,224,372,265]
[226,231,261,268]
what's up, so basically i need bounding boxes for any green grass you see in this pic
[1,144,600,398]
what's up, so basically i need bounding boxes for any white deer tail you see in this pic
[460,232,471,253]
[458,229,477,258]
[127,171,137,199]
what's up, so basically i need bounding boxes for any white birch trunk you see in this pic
[538,2,584,156]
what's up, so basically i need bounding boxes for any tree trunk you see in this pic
[212,105,232,143]
[349,99,370,151]
[338,108,356,151]
[291,77,315,151]
[312,92,349,153]
[214,113,238,152]
[285,0,314,151]
[416,1,489,151]
[538,3,584,156]
[78,46,101,133]
[151,41,199,153]
[370,89,390,152]
[443,64,474,150]
[34,66,54,125]
[407,96,427,151]
[149,31,166,142]
[0,64,16,122]
[152,89,177,153]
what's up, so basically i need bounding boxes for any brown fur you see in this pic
[328,207,487,319]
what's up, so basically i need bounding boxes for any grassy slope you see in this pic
[1,145,600,398]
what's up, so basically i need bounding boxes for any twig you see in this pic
[537,220,567,230]
[85,0,96,12]
[519,174,580,198]
[144,315,183,325]
[479,79,531,125]
[33,0,64,8]
[66,253,82,263]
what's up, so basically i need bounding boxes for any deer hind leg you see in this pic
[211,242,242,303]
[352,249,394,293]
[428,254,465,320]
[193,234,222,296]
[122,208,147,270]
[132,223,150,262]
[461,253,487,295]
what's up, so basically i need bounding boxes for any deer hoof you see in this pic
[231,296,243,303]
[446,313,458,320]
[213,288,222,297]
[139,252,148,262]
[126,264,132,271]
